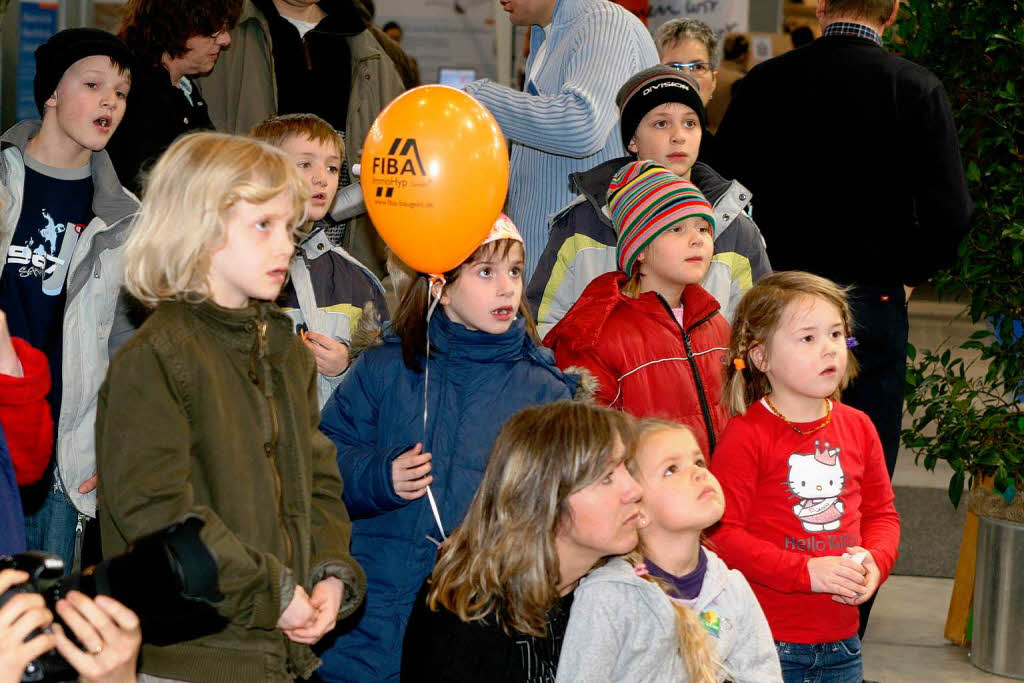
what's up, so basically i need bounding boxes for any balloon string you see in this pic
[423,275,446,543]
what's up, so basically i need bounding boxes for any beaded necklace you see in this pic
[763,396,832,435]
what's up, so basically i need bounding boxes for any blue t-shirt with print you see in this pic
[0,154,93,433]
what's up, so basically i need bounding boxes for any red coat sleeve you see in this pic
[709,418,814,593]
[856,415,901,582]
[0,338,53,485]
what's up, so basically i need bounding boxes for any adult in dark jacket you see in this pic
[107,0,242,194]
[715,0,972,634]
[715,0,972,477]
[198,0,407,278]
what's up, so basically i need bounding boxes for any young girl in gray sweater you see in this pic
[556,420,782,683]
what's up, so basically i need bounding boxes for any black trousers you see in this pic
[841,284,909,637]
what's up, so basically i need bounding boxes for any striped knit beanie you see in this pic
[609,160,715,275]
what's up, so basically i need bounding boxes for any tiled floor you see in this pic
[862,575,1019,682]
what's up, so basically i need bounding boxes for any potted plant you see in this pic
[891,0,1023,677]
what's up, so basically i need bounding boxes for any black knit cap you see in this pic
[34,28,133,116]
[616,65,706,150]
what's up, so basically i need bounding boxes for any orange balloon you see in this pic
[360,85,509,274]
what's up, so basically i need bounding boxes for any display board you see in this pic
[15,1,57,122]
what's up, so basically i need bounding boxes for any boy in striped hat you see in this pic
[543,160,731,457]
[527,64,771,337]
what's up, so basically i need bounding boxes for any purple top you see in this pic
[644,548,708,600]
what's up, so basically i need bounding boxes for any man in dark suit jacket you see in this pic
[715,0,972,637]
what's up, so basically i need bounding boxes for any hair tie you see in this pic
[633,563,650,577]
[733,357,746,371]
[846,336,858,349]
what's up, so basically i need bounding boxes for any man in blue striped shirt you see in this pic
[464,0,658,279]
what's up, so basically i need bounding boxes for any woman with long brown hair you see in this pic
[401,401,643,682]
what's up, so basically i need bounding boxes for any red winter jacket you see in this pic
[0,337,53,485]
[545,271,731,456]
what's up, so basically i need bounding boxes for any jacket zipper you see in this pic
[253,319,292,566]
[657,297,718,453]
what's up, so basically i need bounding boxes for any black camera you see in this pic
[0,517,228,682]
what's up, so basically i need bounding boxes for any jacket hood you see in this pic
[545,271,722,354]
[691,161,749,208]
[569,155,634,213]
[566,158,752,238]
[1,119,138,228]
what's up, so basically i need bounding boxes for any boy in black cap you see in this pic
[526,64,772,336]
[0,28,139,571]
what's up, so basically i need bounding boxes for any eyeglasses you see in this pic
[667,61,713,76]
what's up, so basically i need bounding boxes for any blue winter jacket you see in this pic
[317,311,579,682]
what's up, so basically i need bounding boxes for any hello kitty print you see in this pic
[787,441,846,532]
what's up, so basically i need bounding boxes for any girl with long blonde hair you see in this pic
[401,401,643,683]
[556,420,781,682]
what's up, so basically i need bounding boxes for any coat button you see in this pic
[739,193,747,200]
[317,242,325,250]
[263,442,272,454]
[183,117,189,124]
[364,73,371,80]
[723,213,730,221]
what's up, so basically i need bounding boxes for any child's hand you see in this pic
[303,331,350,377]
[276,585,315,632]
[78,475,98,494]
[282,577,343,644]
[807,555,866,601]
[831,547,881,605]
[391,443,433,501]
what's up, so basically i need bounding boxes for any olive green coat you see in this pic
[97,299,365,682]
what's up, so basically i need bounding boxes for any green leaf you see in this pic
[949,469,965,508]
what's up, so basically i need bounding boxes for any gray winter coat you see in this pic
[555,552,782,683]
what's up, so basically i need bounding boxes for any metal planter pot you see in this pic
[971,514,1024,679]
